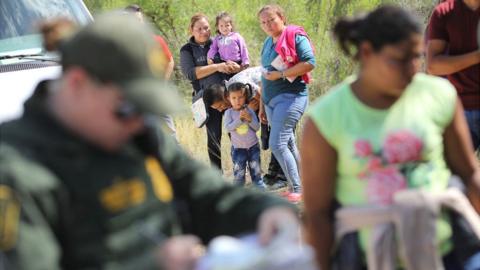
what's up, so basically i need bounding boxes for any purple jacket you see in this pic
[224,107,259,149]
[207,32,249,66]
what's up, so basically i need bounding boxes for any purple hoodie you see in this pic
[207,32,249,66]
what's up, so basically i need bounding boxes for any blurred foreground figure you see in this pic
[301,5,480,270]
[0,13,298,270]
[124,4,178,141]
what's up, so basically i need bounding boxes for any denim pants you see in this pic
[231,144,265,188]
[465,110,480,152]
[443,251,480,270]
[264,93,308,193]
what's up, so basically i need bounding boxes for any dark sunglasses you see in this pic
[115,100,141,120]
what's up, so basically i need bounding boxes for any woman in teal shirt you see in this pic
[301,5,480,270]
[258,4,315,203]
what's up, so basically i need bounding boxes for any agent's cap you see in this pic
[60,13,184,115]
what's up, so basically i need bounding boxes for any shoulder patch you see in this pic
[0,185,20,251]
[145,157,173,202]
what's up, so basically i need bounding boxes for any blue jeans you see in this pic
[264,93,308,193]
[465,110,480,152]
[464,252,480,270]
[231,144,265,188]
[443,251,480,270]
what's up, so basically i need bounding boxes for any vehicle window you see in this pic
[0,0,91,55]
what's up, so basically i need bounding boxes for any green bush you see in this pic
[84,0,437,100]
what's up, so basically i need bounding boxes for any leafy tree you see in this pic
[83,0,437,98]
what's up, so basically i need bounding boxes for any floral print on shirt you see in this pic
[355,130,424,205]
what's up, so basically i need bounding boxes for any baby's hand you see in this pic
[240,109,251,122]
[207,58,214,65]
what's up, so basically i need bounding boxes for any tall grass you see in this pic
[173,113,273,182]
[85,0,440,171]
[85,0,438,100]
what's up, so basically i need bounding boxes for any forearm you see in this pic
[248,117,260,131]
[164,59,174,80]
[168,144,294,241]
[305,214,334,269]
[427,50,480,75]
[301,119,338,268]
[247,98,259,112]
[195,64,222,80]
[443,99,480,212]
[239,41,249,67]
[224,113,243,132]
[283,61,314,78]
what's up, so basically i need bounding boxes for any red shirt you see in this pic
[427,0,480,109]
[155,35,173,61]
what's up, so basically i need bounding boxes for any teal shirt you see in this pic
[260,35,315,104]
[307,73,457,254]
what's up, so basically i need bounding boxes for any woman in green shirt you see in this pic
[301,5,480,270]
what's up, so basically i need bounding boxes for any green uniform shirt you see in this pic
[0,81,291,270]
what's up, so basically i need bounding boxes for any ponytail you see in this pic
[333,15,366,57]
[332,5,421,58]
[227,82,254,101]
[244,83,254,101]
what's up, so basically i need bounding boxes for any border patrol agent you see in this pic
[0,14,297,270]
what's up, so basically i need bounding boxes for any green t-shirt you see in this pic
[307,73,457,254]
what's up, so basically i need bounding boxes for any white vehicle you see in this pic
[0,0,92,123]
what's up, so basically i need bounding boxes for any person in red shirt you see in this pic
[426,0,480,152]
[125,4,177,140]
[153,35,175,79]
[125,4,174,80]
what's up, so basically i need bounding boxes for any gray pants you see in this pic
[160,115,177,142]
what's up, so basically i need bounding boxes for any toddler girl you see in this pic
[207,12,250,73]
[224,82,265,189]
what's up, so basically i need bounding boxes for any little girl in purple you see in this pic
[207,12,250,73]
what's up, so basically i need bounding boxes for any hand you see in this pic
[216,63,230,73]
[156,235,205,270]
[257,206,300,246]
[240,109,251,122]
[262,70,282,81]
[467,171,480,213]
[207,58,214,65]
[225,60,241,74]
[438,0,454,15]
[258,108,268,124]
[248,96,260,112]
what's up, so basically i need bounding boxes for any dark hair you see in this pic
[189,13,209,32]
[257,4,286,24]
[227,82,254,102]
[125,4,142,13]
[215,12,235,35]
[227,82,249,95]
[203,83,226,107]
[333,5,421,58]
